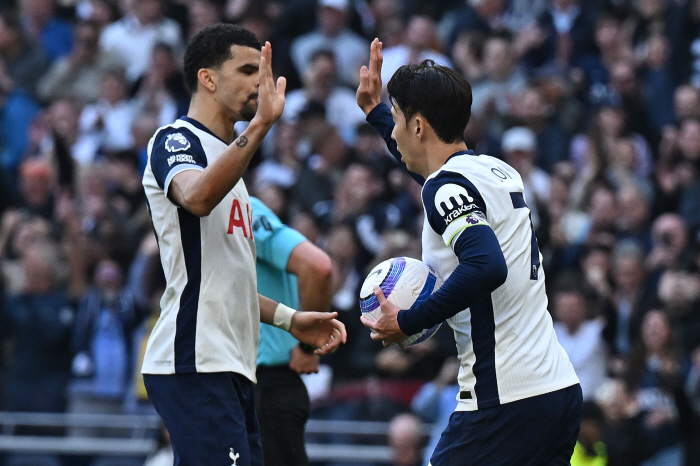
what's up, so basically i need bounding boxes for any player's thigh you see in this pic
[429,385,582,466]
[144,372,263,466]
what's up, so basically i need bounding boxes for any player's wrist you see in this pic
[361,101,381,116]
[273,303,297,331]
[298,342,317,354]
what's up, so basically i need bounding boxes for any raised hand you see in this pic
[360,286,408,347]
[253,41,287,127]
[357,38,383,115]
[290,311,347,355]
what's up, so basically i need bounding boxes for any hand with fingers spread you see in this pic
[290,311,347,355]
[360,286,408,347]
[253,41,287,127]
[357,38,384,115]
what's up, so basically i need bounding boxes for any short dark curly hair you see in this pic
[387,60,472,144]
[183,24,261,93]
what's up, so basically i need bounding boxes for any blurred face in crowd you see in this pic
[95,259,123,296]
[674,85,700,120]
[516,87,550,122]
[651,213,687,257]
[641,310,672,355]
[135,0,163,25]
[317,127,347,167]
[595,18,621,51]
[609,138,637,171]
[483,37,513,81]
[405,16,435,50]
[319,6,346,37]
[646,34,669,69]
[72,22,100,62]
[338,164,378,211]
[596,106,625,137]
[188,0,221,38]
[678,119,700,161]
[49,99,80,142]
[554,290,587,332]
[612,252,645,294]
[611,62,637,97]
[19,160,54,208]
[101,72,128,105]
[11,216,51,257]
[303,53,337,97]
[588,186,617,230]
[388,414,422,466]
[326,224,357,264]
[0,16,19,54]
[616,185,649,232]
[256,185,286,219]
[22,242,59,294]
[23,0,55,24]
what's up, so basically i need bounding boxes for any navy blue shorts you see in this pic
[430,384,583,466]
[144,372,263,466]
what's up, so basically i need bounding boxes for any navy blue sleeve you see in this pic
[396,171,508,335]
[366,103,425,185]
[149,127,208,194]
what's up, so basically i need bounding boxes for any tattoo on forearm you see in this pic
[235,135,248,148]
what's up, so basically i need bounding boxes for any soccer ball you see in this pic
[359,257,443,347]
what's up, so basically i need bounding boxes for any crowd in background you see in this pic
[1,0,700,465]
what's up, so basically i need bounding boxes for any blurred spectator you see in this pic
[411,357,459,466]
[78,67,138,158]
[21,0,73,62]
[290,0,368,88]
[254,120,302,191]
[132,42,188,127]
[37,20,120,104]
[99,0,183,82]
[470,33,527,137]
[313,162,402,268]
[615,183,652,252]
[0,9,49,97]
[529,0,597,70]
[624,310,690,466]
[387,413,424,466]
[641,32,676,133]
[595,378,656,466]
[17,158,56,220]
[68,259,145,433]
[570,401,607,466]
[657,117,700,220]
[283,49,366,144]
[501,126,549,229]
[603,240,653,360]
[381,15,452,85]
[186,0,222,41]
[672,84,700,122]
[656,269,700,356]
[1,240,75,413]
[609,61,659,149]
[646,214,689,274]
[293,122,350,212]
[445,0,509,52]
[553,280,608,400]
[450,31,486,85]
[508,84,570,173]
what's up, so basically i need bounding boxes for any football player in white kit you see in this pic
[357,39,582,465]
[141,25,346,466]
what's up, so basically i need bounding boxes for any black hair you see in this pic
[183,23,261,93]
[387,59,472,144]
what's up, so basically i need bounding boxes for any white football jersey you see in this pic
[420,151,579,411]
[141,116,259,382]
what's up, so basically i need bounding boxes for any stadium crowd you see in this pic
[1,0,700,465]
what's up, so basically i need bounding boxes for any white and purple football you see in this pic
[359,257,443,347]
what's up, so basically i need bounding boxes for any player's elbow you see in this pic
[488,255,508,290]
[311,253,333,286]
[184,200,214,217]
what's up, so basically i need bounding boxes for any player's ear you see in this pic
[414,115,424,140]
[198,68,217,93]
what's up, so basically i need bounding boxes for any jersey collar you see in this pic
[446,149,476,163]
[180,116,228,145]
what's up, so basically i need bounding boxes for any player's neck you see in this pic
[424,141,469,177]
[187,99,236,144]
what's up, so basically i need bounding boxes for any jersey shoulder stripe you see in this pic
[149,126,208,194]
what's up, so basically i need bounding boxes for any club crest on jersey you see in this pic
[165,133,191,153]
[435,183,477,225]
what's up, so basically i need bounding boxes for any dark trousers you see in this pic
[254,365,311,466]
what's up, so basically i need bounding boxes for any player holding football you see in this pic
[357,39,582,465]
[141,25,346,466]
